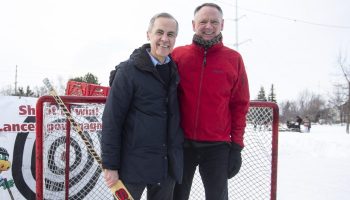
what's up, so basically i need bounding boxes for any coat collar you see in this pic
[130,43,179,84]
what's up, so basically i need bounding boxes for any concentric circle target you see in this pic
[43,107,103,199]
[47,136,82,175]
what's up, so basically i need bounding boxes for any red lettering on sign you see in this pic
[18,105,36,116]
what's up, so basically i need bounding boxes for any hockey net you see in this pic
[36,96,278,200]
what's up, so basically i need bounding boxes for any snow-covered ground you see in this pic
[277,124,350,200]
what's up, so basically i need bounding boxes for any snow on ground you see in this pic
[277,124,350,200]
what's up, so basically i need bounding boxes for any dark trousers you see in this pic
[173,144,230,200]
[124,176,175,200]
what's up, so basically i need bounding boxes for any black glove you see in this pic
[227,142,243,179]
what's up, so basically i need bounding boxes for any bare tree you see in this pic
[0,85,13,96]
[296,90,311,114]
[337,52,350,133]
[328,84,347,124]
[279,89,326,124]
[279,100,298,123]
[307,94,326,122]
[56,76,67,95]
[33,86,48,97]
[295,90,326,121]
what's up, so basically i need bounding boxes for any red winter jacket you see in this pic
[172,41,250,147]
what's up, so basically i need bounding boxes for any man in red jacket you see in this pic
[172,3,250,200]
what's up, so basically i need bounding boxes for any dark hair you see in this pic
[194,3,223,16]
[148,12,179,35]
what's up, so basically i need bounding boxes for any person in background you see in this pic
[102,12,183,200]
[303,116,311,133]
[171,3,250,200]
[296,115,303,132]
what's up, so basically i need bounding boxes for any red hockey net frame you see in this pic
[36,96,278,200]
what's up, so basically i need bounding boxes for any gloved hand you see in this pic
[227,142,243,179]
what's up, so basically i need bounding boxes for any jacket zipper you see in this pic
[194,48,207,138]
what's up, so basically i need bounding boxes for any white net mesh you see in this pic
[37,97,278,200]
[41,102,112,199]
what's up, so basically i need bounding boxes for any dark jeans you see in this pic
[124,176,175,200]
[173,144,230,200]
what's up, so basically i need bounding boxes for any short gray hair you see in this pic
[148,12,179,35]
[194,3,223,17]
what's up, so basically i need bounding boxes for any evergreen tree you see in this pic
[15,86,36,97]
[268,84,277,103]
[70,73,100,85]
[70,77,84,82]
[25,86,35,96]
[83,73,100,84]
[17,87,24,96]
[257,86,267,101]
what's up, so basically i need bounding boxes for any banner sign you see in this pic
[0,96,37,200]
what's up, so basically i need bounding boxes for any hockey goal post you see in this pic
[36,96,278,200]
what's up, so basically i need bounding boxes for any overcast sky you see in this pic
[1,0,350,101]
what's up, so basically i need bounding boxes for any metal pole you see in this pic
[235,0,239,50]
[347,81,350,133]
[15,65,18,95]
[4,178,15,200]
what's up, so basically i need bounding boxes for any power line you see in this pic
[216,0,350,29]
[239,7,350,29]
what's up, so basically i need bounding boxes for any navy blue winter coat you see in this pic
[101,44,184,184]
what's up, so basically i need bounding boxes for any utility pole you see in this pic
[233,0,251,50]
[15,65,18,95]
[234,0,239,50]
